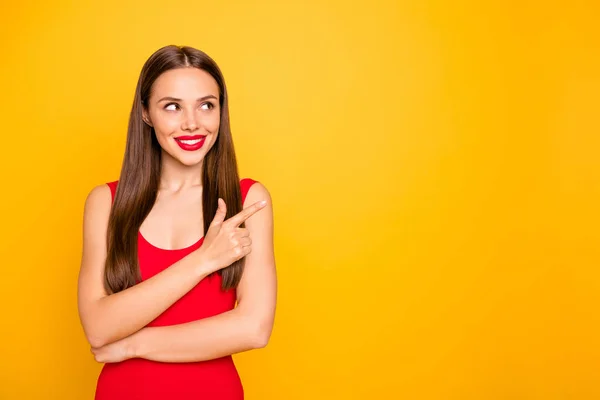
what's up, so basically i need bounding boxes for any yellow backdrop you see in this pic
[0,1,598,399]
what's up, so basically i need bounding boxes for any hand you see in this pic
[91,333,137,363]
[196,198,267,275]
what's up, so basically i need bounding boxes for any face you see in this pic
[142,67,221,167]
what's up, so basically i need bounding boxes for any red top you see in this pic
[95,178,257,400]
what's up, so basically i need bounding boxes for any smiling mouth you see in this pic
[174,135,206,144]
[174,135,207,151]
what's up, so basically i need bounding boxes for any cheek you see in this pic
[155,117,179,132]
[208,114,220,133]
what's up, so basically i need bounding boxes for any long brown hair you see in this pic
[104,45,245,294]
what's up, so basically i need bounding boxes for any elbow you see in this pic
[88,336,108,349]
[252,321,273,349]
[86,331,109,348]
[80,305,111,348]
[82,324,110,348]
[253,334,269,349]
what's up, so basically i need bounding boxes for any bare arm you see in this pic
[124,182,277,362]
[130,306,260,362]
[77,184,210,348]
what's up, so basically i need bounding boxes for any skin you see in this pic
[77,67,277,363]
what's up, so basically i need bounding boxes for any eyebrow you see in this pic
[157,95,218,103]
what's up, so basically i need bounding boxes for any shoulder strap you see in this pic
[106,181,118,204]
[240,178,258,204]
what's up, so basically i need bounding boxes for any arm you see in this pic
[77,184,210,348]
[128,182,277,363]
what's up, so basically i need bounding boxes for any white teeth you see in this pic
[179,139,202,145]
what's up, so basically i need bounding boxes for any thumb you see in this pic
[210,198,227,227]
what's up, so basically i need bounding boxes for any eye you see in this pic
[164,103,179,111]
[200,102,215,110]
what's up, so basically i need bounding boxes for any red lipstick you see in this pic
[174,135,206,151]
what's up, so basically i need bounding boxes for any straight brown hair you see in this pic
[104,45,245,294]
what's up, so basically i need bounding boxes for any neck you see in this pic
[159,150,203,191]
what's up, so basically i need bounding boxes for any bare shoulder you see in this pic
[81,183,113,252]
[243,181,273,231]
[244,181,272,208]
[84,183,112,215]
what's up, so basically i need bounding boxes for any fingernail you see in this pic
[260,200,267,206]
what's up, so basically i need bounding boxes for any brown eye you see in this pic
[165,103,179,111]
[201,102,214,110]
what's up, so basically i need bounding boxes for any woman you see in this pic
[77,45,277,399]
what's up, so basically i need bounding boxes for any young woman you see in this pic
[77,45,277,399]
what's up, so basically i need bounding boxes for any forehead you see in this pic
[151,67,219,99]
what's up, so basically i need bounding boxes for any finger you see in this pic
[232,241,252,258]
[231,235,251,246]
[226,200,267,228]
[209,198,227,227]
[235,227,250,238]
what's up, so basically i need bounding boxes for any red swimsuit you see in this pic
[94,178,257,399]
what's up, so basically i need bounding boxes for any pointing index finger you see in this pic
[227,200,267,227]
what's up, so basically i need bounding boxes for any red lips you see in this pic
[174,135,206,151]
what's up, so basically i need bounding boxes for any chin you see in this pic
[176,152,207,167]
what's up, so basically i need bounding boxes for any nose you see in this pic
[181,109,199,131]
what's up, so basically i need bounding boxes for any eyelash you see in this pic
[164,102,215,111]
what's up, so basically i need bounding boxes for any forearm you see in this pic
[83,251,209,348]
[131,307,265,363]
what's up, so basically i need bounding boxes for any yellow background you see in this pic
[0,1,598,399]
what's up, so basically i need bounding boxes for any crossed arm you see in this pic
[77,182,277,363]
